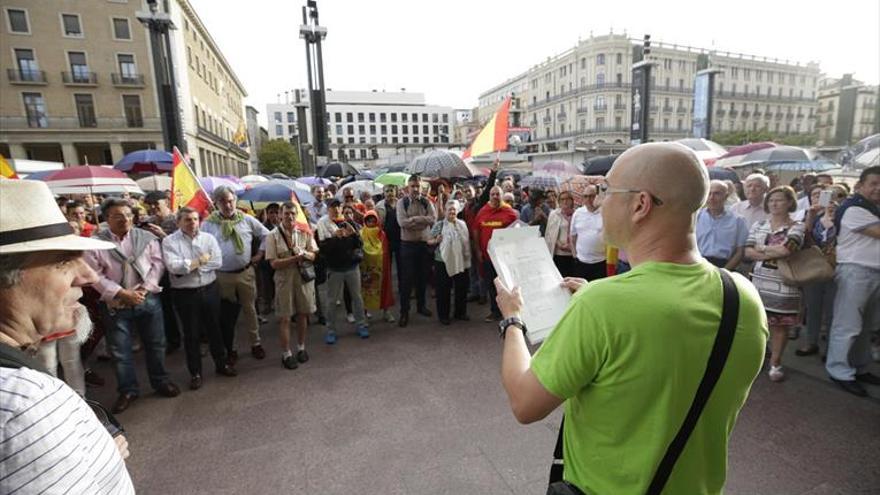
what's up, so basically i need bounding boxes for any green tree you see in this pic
[258,139,301,176]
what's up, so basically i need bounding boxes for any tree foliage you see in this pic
[258,139,301,176]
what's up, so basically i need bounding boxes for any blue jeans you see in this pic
[826,263,880,380]
[101,292,170,395]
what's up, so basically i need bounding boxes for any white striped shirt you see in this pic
[0,367,134,494]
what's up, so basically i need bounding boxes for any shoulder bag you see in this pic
[547,268,740,495]
[776,246,834,287]
[278,229,316,282]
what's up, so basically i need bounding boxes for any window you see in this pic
[74,94,96,127]
[123,95,143,127]
[412,113,418,122]
[358,125,365,134]
[357,112,364,123]
[401,125,408,134]
[597,54,605,65]
[287,112,295,122]
[346,112,353,122]
[112,18,131,40]
[335,124,343,135]
[616,73,622,85]
[288,124,296,134]
[23,93,47,128]
[380,113,387,123]
[432,113,439,123]
[68,52,89,82]
[275,124,283,135]
[334,112,342,122]
[391,113,397,123]
[442,114,449,123]
[616,53,622,64]
[347,125,354,134]
[380,125,387,134]
[401,113,408,122]
[273,111,282,122]
[595,117,605,130]
[61,14,82,37]
[369,125,376,134]
[369,113,375,123]
[117,54,137,80]
[596,73,605,86]
[14,48,39,80]
[6,8,29,33]
[391,125,398,134]
[422,125,428,134]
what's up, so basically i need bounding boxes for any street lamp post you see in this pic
[137,0,185,154]
[300,1,329,173]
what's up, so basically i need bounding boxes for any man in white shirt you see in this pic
[570,185,607,281]
[0,180,134,494]
[731,173,770,230]
[826,166,880,397]
[162,207,237,390]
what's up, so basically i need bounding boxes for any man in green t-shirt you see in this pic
[495,143,768,495]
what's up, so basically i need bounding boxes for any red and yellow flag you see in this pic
[289,192,312,233]
[0,155,19,179]
[170,147,211,216]
[462,97,511,159]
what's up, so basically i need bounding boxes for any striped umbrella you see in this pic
[520,175,562,189]
[44,165,142,195]
[714,142,778,168]
[406,150,478,179]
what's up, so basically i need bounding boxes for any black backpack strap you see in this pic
[645,268,739,495]
[548,416,565,483]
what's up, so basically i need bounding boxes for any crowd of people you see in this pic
[8,159,880,422]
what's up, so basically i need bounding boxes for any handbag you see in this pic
[278,228,316,282]
[547,269,740,495]
[776,246,834,287]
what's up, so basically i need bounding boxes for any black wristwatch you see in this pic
[498,316,527,340]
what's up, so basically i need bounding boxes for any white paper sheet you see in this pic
[488,227,571,344]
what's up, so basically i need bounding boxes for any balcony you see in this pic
[557,112,567,119]
[796,113,804,119]
[593,104,607,112]
[729,110,739,118]
[62,71,98,86]
[542,116,552,124]
[111,73,145,87]
[775,112,784,119]
[614,103,627,110]
[576,106,589,115]
[649,105,659,112]
[652,85,693,95]
[717,109,726,117]
[785,112,794,119]
[741,111,750,118]
[7,68,47,85]
[676,107,687,114]
[662,106,674,113]
[753,111,762,118]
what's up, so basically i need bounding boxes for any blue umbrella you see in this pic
[114,149,173,173]
[237,183,315,204]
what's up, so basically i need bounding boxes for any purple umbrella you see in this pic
[199,176,244,194]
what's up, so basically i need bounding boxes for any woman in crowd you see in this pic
[266,201,319,369]
[428,200,471,325]
[360,211,396,323]
[745,186,806,382]
[544,190,577,277]
[796,184,847,357]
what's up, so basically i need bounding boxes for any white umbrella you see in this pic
[337,180,383,199]
[50,183,144,195]
[136,175,172,192]
[241,174,269,186]
[853,147,879,168]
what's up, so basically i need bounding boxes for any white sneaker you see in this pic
[383,311,396,323]
[768,365,785,382]
[346,313,355,323]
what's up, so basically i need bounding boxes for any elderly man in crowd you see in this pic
[162,207,237,390]
[473,185,519,322]
[696,180,749,270]
[570,185,607,281]
[826,166,880,397]
[201,185,271,363]
[494,143,766,494]
[309,186,329,223]
[731,173,770,230]
[85,198,180,413]
[0,180,134,493]
[396,174,436,327]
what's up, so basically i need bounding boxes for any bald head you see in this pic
[609,143,708,215]
[489,186,503,207]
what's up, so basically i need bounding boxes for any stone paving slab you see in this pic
[84,301,879,494]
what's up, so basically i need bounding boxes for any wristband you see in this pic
[498,316,527,340]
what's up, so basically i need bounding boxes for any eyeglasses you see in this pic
[598,183,663,206]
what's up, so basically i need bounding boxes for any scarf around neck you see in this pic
[207,211,246,254]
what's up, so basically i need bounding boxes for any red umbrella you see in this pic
[43,165,141,193]
[715,142,778,168]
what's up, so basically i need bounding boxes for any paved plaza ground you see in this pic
[86,301,880,494]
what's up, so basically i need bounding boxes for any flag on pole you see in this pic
[462,97,511,159]
[233,123,248,149]
[289,193,312,233]
[0,155,19,179]
[170,147,212,216]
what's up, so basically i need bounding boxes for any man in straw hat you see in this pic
[0,179,135,493]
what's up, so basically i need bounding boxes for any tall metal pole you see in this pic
[138,0,184,153]
[300,1,329,173]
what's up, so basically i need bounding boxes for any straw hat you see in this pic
[0,180,114,254]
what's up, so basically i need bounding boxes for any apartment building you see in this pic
[816,74,878,146]
[478,32,821,157]
[1,0,162,165]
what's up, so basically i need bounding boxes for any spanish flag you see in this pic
[290,193,312,233]
[233,123,248,149]
[170,147,212,216]
[462,97,511,159]
[0,155,18,179]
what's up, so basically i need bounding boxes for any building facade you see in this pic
[816,74,878,146]
[267,90,456,168]
[478,33,821,158]
[245,105,265,173]
[166,0,249,177]
[1,0,163,165]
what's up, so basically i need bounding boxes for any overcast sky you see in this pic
[189,0,879,115]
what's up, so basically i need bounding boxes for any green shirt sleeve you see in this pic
[530,287,609,399]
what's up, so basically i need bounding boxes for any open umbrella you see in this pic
[296,176,333,187]
[44,165,137,191]
[707,167,740,182]
[337,180,383,200]
[714,142,777,168]
[675,138,726,166]
[113,149,173,173]
[762,160,840,173]
[533,160,580,177]
[852,147,880,168]
[319,162,359,178]
[237,182,314,204]
[267,179,316,203]
[583,154,619,176]
[241,174,269,186]
[519,175,562,189]
[728,145,815,168]
[406,150,478,179]
[374,172,411,187]
[199,176,245,194]
[136,175,172,192]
